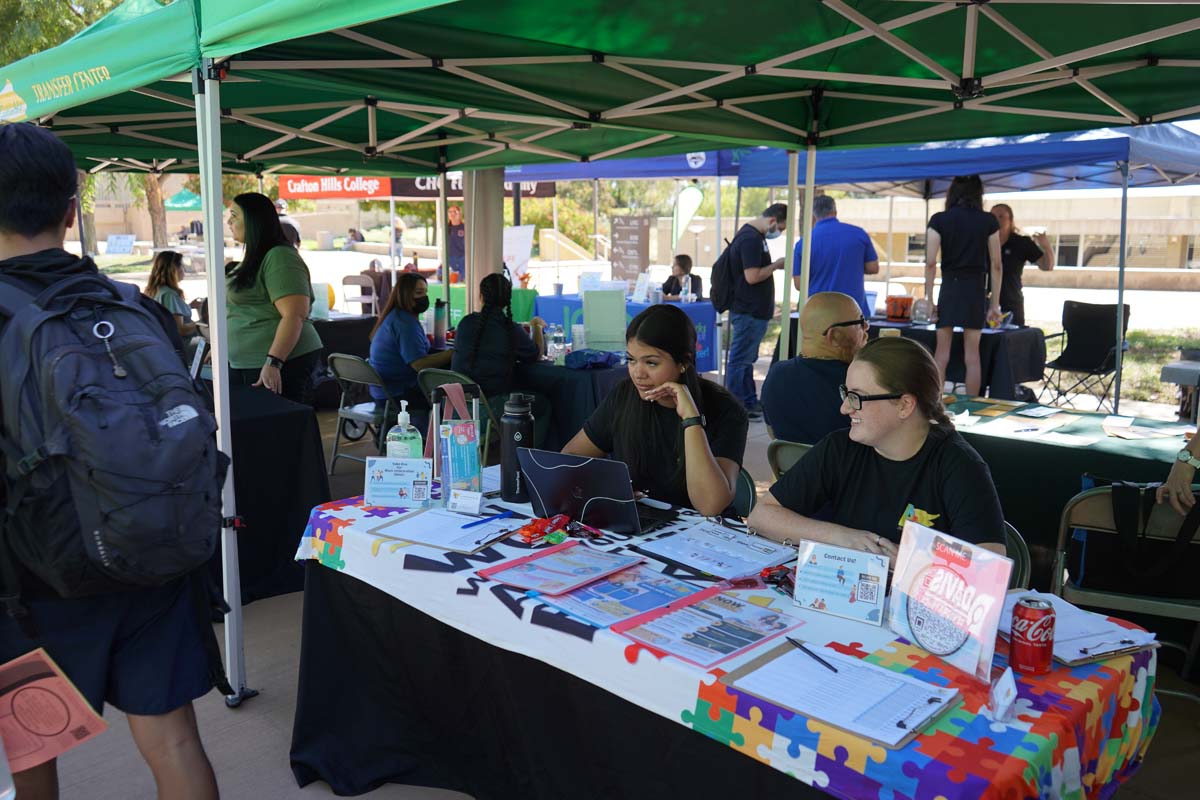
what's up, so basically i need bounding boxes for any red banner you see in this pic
[278,174,391,200]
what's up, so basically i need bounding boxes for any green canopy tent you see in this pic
[5,0,1200,703]
[164,187,202,211]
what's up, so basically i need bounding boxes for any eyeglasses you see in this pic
[823,317,869,336]
[839,384,902,411]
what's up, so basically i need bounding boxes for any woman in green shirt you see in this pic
[226,193,324,404]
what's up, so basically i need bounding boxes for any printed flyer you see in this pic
[885,521,1013,682]
[364,457,432,508]
[793,541,889,625]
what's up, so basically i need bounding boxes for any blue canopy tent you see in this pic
[504,149,742,181]
[737,124,1200,410]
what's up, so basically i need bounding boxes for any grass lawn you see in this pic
[93,254,154,274]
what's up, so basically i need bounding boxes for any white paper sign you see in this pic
[448,489,484,515]
[631,273,651,303]
[105,234,135,255]
[503,225,535,278]
[364,457,433,508]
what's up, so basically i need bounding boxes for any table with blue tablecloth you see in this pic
[535,295,718,372]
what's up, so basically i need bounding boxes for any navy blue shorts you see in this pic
[0,579,214,717]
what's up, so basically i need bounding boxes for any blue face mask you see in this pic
[765,228,782,240]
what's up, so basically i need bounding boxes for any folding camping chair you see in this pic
[1038,301,1129,413]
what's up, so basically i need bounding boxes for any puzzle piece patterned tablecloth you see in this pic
[297,498,1160,800]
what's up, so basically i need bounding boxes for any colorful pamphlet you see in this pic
[885,521,1013,682]
[613,588,803,668]
[0,648,107,773]
[477,541,642,595]
[536,563,701,627]
[439,420,481,495]
[364,457,433,508]
[635,523,794,579]
[793,541,889,626]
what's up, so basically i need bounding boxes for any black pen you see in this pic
[786,636,837,673]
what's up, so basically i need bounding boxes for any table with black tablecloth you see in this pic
[313,312,375,360]
[214,384,330,602]
[513,362,627,450]
[289,498,1159,800]
[947,397,1185,588]
[773,315,1046,400]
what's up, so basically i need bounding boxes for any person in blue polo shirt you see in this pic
[792,195,879,318]
[763,292,868,443]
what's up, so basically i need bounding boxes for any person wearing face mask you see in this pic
[989,203,1054,327]
[368,272,451,413]
[761,292,869,444]
[563,305,748,516]
[723,203,788,419]
[748,337,1005,563]
[226,192,323,404]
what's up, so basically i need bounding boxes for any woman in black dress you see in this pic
[924,175,1002,397]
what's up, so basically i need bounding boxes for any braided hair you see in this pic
[469,272,515,375]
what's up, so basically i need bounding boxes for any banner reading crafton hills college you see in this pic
[278,175,556,200]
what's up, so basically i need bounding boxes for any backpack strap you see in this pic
[187,571,234,697]
[0,275,37,319]
[0,521,36,639]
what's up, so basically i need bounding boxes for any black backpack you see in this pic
[708,237,736,313]
[0,272,229,610]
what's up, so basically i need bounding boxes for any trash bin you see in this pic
[316,230,335,250]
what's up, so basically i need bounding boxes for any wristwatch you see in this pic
[1177,448,1200,469]
[681,415,705,431]
[265,354,285,369]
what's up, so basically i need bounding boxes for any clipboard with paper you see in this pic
[720,642,960,749]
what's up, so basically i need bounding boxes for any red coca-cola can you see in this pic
[1010,598,1055,675]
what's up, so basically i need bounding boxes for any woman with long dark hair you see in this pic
[563,304,748,516]
[452,272,549,442]
[749,337,1005,561]
[923,175,1002,396]
[144,249,197,338]
[225,192,323,403]
[369,272,451,410]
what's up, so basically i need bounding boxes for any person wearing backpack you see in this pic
[0,123,223,800]
[718,203,787,419]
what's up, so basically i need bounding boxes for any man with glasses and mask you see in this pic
[762,292,869,444]
[793,195,878,318]
[723,203,787,420]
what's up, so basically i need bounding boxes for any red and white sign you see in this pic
[278,175,391,200]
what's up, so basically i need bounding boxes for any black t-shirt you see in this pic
[451,311,539,398]
[662,273,702,298]
[769,426,1004,545]
[928,206,999,275]
[997,233,1043,313]
[727,224,775,319]
[583,378,748,509]
[761,356,849,445]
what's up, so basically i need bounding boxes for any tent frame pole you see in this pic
[883,195,895,302]
[193,62,253,708]
[778,150,800,363]
[1114,161,1129,414]
[794,144,818,360]
[389,196,398,279]
[438,174,449,305]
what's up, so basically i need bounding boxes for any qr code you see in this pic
[412,481,429,502]
[856,574,880,605]
[70,725,91,741]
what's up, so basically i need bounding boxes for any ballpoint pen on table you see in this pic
[786,636,838,673]
[461,510,515,529]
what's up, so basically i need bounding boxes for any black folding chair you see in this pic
[1038,301,1130,412]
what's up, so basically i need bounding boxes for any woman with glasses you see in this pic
[924,175,1003,397]
[748,337,1005,561]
